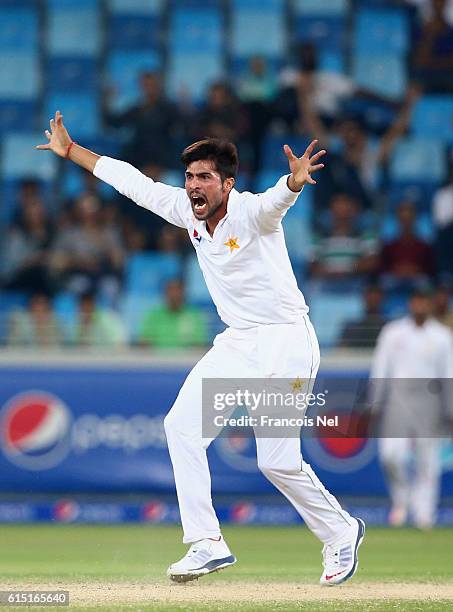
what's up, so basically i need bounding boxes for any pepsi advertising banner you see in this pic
[1,366,453,499]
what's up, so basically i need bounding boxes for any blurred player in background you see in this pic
[36,110,365,586]
[370,288,453,528]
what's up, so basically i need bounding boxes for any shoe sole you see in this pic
[322,518,366,587]
[168,555,237,583]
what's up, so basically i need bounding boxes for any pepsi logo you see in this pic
[142,501,167,522]
[230,502,257,524]
[0,391,72,471]
[53,499,79,522]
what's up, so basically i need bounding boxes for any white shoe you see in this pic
[320,518,365,586]
[167,536,236,583]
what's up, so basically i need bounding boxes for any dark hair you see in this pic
[181,138,239,182]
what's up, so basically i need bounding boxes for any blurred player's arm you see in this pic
[36,111,188,228]
[247,140,325,232]
[368,325,394,417]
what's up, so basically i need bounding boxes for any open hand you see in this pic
[36,110,72,158]
[284,140,326,191]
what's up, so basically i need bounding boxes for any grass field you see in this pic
[0,525,452,610]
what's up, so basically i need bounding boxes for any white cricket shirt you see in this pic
[371,316,453,379]
[93,157,309,329]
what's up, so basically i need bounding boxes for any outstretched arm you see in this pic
[36,111,189,228]
[36,110,100,172]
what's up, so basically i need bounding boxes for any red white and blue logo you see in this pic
[303,411,375,474]
[0,391,72,471]
[53,499,79,522]
[193,229,202,243]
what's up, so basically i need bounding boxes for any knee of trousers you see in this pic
[257,459,300,480]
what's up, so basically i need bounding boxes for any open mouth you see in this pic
[191,195,208,215]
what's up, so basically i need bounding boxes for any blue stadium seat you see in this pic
[319,50,345,74]
[170,8,223,53]
[47,57,98,92]
[47,0,100,7]
[390,138,446,185]
[386,183,437,211]
[0,8,38,51]
[108,0,163,14]
[261,134,310,172]
[293,0,347,16]
[0,100,38,134]
[230,57,282,79]
[125,253,183,296]
[411,96,453,144]
[295,17,345,50]
[61,164,116,200]
[380,211,435,243]
[47,7,101,57]
[45,92,100,140]
[382,291,410,319]
[166,52,224,102]
[53,292,78,344]
[120,293,160,342]
[354,9,409,55]
[0,53,40,99]
[0,292,28,345]
[1,133,57,181]
[230,8,286,59]
[353,54,406,100]
[233,0,282,8]
[109,14,160,50]
[185,254,211,305]
[282,204,313,265]
[307,289,363,348]
[106,50,162,110]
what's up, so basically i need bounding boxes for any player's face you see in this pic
[185,160,226,221]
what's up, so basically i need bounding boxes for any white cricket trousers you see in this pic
[379,437,441,527]
[164,316,355,545]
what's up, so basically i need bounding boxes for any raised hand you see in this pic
[284,140,326,192]
[36,110,72,158]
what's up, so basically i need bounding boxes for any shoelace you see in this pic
[322,544,341,572]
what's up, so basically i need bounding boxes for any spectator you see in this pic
[7,293,62,348]
[276,43,357,128]
[379,202,436,282]
[74,291,127,348]
[433,285,453,329]
[433,168,453,279]
[237,56,276,173]
[339,285,387,348]
[433,168,453,230]
[413,0,453,92]
[300,83,421,213]
[310,194,378,280]
[140,279,208,348]
[50,193,124,302]
[237,56,277,104]
[103,71,180,168]
[0,198,54,295]
[194,81,249,144]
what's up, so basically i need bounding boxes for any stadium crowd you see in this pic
[0,0,453,349]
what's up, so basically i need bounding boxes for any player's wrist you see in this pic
[64,140,77,160]
[287,174,304,192]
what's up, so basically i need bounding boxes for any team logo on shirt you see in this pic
[224,237,240,253]
[193,229,201,243]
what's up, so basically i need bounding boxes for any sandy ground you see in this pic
[4,581,453,605]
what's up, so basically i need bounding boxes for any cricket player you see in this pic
[370,289,453,528]
[37,110,365,585]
